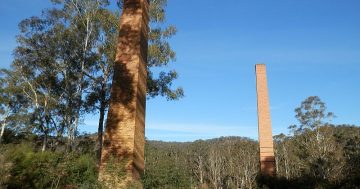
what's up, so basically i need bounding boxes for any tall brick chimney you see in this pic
[99,0,149,187]
[255,64,276,176]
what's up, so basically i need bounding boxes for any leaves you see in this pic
[293,96,335,133]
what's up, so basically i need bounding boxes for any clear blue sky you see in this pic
[1,0,359,142]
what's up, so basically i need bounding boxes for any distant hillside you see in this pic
[1,125,359,188]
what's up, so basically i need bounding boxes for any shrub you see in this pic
[2,143,101,189]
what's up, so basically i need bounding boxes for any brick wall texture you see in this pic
[255,64,276,176]
[99,0,149,187]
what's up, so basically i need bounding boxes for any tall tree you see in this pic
[292,96,334,132]
[12,31,62,151]
[0,70,11,143]
[289,96,344,180]
[0,70,20,143]
[11,0,105,150]
[0,69,30,144]
[50,0,112,150]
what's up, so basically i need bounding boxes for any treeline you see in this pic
[143,125,360,189]
[1,98,359,188]
[143,137,258,189]
[273,125,360,189]
[3,95,360,189]
[1,124,359,189]
[142,96,360,189]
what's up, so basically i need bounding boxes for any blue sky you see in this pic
[1,0,359,142]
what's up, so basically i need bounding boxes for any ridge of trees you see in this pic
[1,124,359,188]
[1,96,360,188]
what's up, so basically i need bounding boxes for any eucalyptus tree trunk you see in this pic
[97,82,107,162]
[0,121,5,144]
[42,132,48,152]
[67,0,96,150]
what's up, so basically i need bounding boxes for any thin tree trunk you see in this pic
[97,82,107,163]
[0,121,5,144]
[67,111,76,152]
[97,99,106,162]
[68,89,83,151]
[42,132,48,152]
[72,115,79,150]
[67,12,91,151]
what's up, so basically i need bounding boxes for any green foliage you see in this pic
[146,0,184,100]
[142,137,259,189]
[271,97,360,189]
[0,69,29,143]
[1,143,101,189]
[291,96,335,133]
[143,141,194,188]
[1,123,360,188]
[1,0,185,186]
[102,156,128,187]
